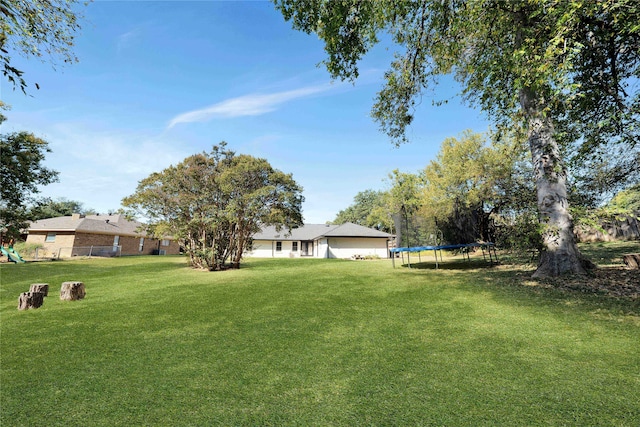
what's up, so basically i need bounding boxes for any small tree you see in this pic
[123,144,304,270]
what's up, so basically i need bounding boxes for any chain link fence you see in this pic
[34,246,122,259]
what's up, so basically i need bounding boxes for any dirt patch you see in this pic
[511,265,640,300]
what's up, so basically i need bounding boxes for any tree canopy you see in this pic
[0,112,59,240]
[608,184,640,214]
[1,0,86,92]
[27,197,94,221]
[274,0,639,277]
[122,144,304,270]
[420,130,529,244]
[333,189,389,230]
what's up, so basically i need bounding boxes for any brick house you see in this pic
[26,214,181,258]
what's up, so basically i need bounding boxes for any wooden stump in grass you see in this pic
[622,254,640,269]
[18,292,45,310]
[60,282,86,301]
[29,283,49,297]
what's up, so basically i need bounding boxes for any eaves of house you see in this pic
[28,214,146,237]
[252,222,393,241]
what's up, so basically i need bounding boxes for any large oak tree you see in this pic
[274,0,639,277]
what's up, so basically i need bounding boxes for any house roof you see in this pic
[252,223,393,241]
[28,214,147,237]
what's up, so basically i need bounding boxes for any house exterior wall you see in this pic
[73,233,181,256]
[325,237,390,259]
[158,239,181,255]
[316,238,329,259]
[73,233,144,256]
[246,237,390,259]
[248,240,300,258]
[26,231,76,258]
[26,231,181,257]
[73,232,121,251]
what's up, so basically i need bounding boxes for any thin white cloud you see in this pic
[167,84,333,129]
[33,121,192,214]
[117,29,141,53]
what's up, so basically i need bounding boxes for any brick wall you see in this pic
[75,233,179,255]
[157,239,182,255]
[27,231,181,257]
[26,231,76,258]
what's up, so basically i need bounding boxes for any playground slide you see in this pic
[1,246,26,263]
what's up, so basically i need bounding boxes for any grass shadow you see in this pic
[397,259,497,270]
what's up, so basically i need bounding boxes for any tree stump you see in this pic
[60,281,86,301]
[29,283,49,297]
[18,292,45,310]
[622,254,640,269]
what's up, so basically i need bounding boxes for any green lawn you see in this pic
[1,243,639,426]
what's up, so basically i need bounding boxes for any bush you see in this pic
[12,242,43,259]
[493,212,542,255]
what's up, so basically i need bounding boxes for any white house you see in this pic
[248,223,393,259]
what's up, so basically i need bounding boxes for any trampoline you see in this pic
[390,242,498,269]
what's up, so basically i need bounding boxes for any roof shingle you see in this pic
[252,223,392,241]
[28,214,146,237]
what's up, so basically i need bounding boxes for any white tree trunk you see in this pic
[520,88,589,278]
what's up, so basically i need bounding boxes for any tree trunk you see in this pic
[520,88,590,278]
[18,292,45,310]
[622,254,640,269]
[60,281,86,301]
[29,283,49,296]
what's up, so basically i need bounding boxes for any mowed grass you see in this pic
[1,244,639,426]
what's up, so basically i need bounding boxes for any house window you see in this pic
[276,242,282,252]
[45,232,56,242]
[292,241,298,252]
[113,235,120,246]
[139,237,144,252]
[161,239,170,246]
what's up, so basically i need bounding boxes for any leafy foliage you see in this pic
[27,197,94,221]
[122,144,304,270]
[0,113,58,240]
[333,189,390,231]
[0,0,86,92]
[419,130,539,248]
[572,183,640,241]
[608,183,640,213]
[274,0,639,277]
[422,131,517,243]
[275,1,638,147]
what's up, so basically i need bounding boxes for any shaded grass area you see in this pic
[1,246,639,426]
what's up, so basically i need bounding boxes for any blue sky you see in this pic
[2,0,489,223]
